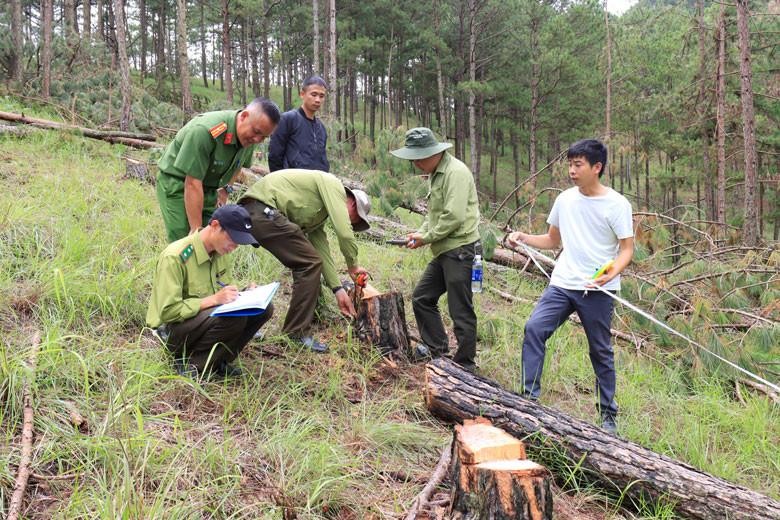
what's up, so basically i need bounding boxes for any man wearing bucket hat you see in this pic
[391,128,481,372]
[239,169,371,353]
[147,204,275,378]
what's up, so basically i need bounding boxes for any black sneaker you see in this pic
[410,343,433,362]
[297,336,328,353]
[173,359,199,379]
[601,415,618,435]
[213,361,243,378]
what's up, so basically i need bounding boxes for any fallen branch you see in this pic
[404,440,453,520]
[738,378,780,405]
[8,331,42,520]
[0,111,160,149]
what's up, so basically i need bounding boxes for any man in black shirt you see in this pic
[268,76,330,172]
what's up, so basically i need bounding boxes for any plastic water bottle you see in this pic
[471,254,483,293]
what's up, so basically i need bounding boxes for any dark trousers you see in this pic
[412,243,478,368]
[240,199,322,337]
[522,285,618,418]
[167,304,274,371]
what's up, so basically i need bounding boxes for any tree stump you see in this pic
[124,157,154,185]
[353,283,410,356]
[450,418,552,520]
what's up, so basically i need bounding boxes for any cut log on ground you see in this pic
[424,358,780,520]
[0,111,160,149]
[449,418,552,520]
[353,284,410,356]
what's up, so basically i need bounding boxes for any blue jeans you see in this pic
[522,285,618,418]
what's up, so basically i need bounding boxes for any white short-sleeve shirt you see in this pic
[547,187,633,291]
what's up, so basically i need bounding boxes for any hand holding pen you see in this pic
[214,280,240,304]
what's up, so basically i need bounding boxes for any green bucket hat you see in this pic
[390,127,453,160]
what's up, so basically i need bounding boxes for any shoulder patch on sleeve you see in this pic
[209,122,228,139]
[179,244,194,262]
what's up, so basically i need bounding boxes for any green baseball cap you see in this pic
[390,127,453,160]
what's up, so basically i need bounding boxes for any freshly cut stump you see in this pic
[450,419,552,520]
[354,284,410,356]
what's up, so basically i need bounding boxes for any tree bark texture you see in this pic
[451,457,552,520]
[327,0,337,117]
[354,291,410,357]
[139,0,147,78]
[41,0,53,98]
[83,0,92,40]
[424,358,780,520]
[715,6,727,226]
[112,0,132,131]
[735,0,759,246]
[11,0,24,82]
[312,0,320,74]
[176,0,193,114]
[222,0,233,104]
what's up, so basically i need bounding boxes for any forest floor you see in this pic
[1,100,777,519]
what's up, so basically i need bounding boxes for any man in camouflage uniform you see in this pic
[147,204,273,378]
[156,98,281,242]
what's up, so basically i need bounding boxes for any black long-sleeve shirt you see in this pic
[267,108,329,172]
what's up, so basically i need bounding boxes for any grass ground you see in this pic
[1,98,778,519]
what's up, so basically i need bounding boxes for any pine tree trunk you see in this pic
[467,0,479,182]
[64,0,77,43]
[716,5,727,225]
[529,10,540,191]
[113,0,132,131]
[735,0,759,245]
[327,0,337,117]
[83,0,92,40]
[138,0,146,79]
[222,0,233,104]
[262,13,270,97]
[200,0,208,88]
[11,0,23,83]
[155,1,166,92]
[41,0,53,98]
[96,0,104,42]
[604,0,612,174]
[312,0,320,74]
[249,21,260,97]
[176,0,192,114]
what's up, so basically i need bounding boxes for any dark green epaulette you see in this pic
[179,244,194,263]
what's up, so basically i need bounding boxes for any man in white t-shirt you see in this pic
[508,139,634,434]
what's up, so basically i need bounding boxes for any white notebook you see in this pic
[210,282,280,317]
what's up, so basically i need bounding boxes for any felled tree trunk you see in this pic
[0,111,159,148]
[449,418,553,520]
[424,358,780,520]
[353,284,410,356]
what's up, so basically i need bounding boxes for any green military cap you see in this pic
[390,127,452,160]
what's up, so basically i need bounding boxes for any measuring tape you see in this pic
[510,240,780,394]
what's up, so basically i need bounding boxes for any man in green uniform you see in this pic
[156,98,281,242]
[390,128,481,372]
[147,204,274,378]
[239,170,371,352]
